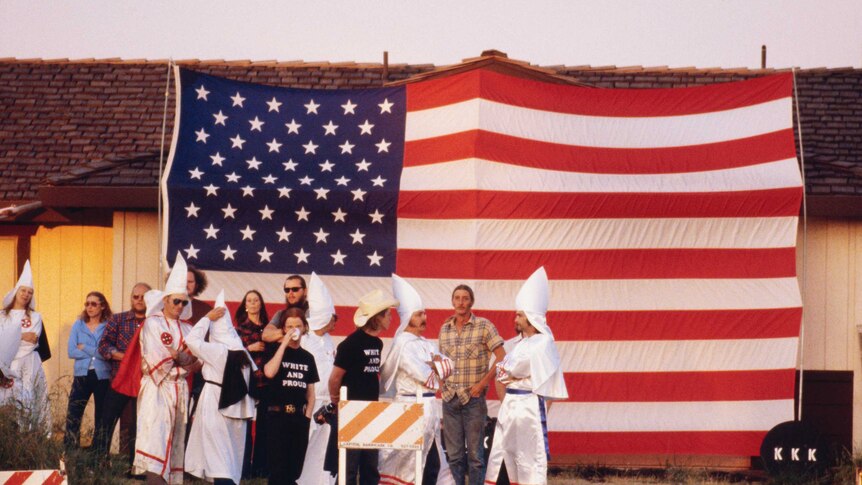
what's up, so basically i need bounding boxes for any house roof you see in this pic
[1,53,861,217]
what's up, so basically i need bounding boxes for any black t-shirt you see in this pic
[333,329,383,401]
[267,345,319,409]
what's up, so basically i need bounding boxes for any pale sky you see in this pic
[1,0,860,69]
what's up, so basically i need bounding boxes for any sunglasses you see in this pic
[84,301,101,308]
[284,287,304,294]
[172,298,190,307]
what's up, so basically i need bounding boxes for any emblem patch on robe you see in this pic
[0,377,13,389]
[21,317,31,328]
[161,332,174,346]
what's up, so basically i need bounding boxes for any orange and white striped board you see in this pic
[0,470,67,485]
[338,400,425,451]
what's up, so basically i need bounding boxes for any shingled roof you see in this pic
[1,55,860,217]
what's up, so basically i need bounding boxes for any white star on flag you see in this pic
[351,188,367,201]
[323,121,338,135]
[339,140,355,154]
[376,139,391,153]
[204,224,220,239]
[195,85,210,100]
[258,247,274,262]
[335,176,350,186]
[350,229,366,244]
[282,159,298,171]
[184,244,200,259]
[295,206,310,221]
[188,167,204,180]
[230,134,246,149]
[369,209,384,223]
[246,157,263,170]
[249,117,265,132]
[314,228,330,243]
[367,251,383,266]
[225,172,241,183]
[358,120,374,135]
[222,204,237,219]
[213,111,228,126]
[332,208,347,222]
[185,203,200,218]
[266,97,282,112]
[203,184,219,196]
[341,99,357,114]
[262,174,277,184]
[195,128,210,143]
[294,248,310,263]
[378,98,394,113]
[241,185,255,197]
[331,250,347,265]
[299,176,314,185]
[259,205,275,220]
[231,92,246,107]
[210,152,226,166]
[276,227,292,242]
[303,140,319,154]
[277,187,292,198]
[285,119,301,134]
[314,187,330,199]
[319,160,335,172]
[371,175,387,187]
[355,159,371,171]
[304,99,320,114]
[240,225,256,240]
[267,138,283,153]
[221,245,237,260]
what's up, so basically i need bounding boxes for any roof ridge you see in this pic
[43,152,160,186]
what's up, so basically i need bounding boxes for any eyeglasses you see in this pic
[172,298,190,307]
[84,301,101,308]
[284,287,304,294]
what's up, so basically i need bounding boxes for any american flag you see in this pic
[164,67,803,457]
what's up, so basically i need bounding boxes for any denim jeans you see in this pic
[442,396,487,485]
[64,369,109,448]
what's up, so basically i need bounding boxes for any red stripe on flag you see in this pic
[565,369,796,402]
[397,188,802,220]
[407,69,792,116]
[396,248,798,280]
[323,307,801,341]
[43,471,67,485]
[403,129,797,174]
[548,431,767,456]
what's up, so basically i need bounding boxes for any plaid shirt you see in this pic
[98,310,145,378]
[438,314,504,404]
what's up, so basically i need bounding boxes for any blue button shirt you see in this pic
[67,319,111,379]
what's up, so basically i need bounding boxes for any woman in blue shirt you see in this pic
[64,291,112,449]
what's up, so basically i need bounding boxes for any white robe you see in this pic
[184,316,255,484]
[3,309,50,431]
[133,313,193,484]
[297,330,337,485]
[485,333,566,485]
[379,333,455,485]
[0,311,23,407]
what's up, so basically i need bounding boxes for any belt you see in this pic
[268,404,305,415]
[204,379,222,387]
[506,389,532,395]
[399,392,435,398]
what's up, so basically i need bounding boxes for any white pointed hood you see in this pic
[391,274,423,339]
[307,272,336,332]
[145,252,192,320]
[210,290,245,351]
[515,266,552,337]
[3,260,35,310]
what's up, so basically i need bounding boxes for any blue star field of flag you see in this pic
[166,69,406,276]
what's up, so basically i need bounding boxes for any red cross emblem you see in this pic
[0,377,13,389]
[21,317,32,329]
[160,332,173,346]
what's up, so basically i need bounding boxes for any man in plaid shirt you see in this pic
[437,284,506,485]
[93,282,150,469]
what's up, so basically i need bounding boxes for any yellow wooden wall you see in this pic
[0,236,17,289]
[110,211,161,312]
[28,225,113,429]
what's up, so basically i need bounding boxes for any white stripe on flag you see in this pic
[546,399,795,432]
[405,98,792,147]
[400,158,801,192]
[203,272,801,312]
[396,217,799,250]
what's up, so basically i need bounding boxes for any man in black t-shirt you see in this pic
[329,289,398,485]
[263,307,319,485]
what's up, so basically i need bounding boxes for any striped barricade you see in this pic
[0,470,66,485]
[337,387,425,485]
